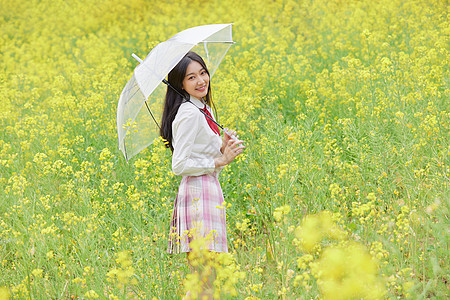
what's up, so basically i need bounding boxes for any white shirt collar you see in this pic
[189,95,206,108]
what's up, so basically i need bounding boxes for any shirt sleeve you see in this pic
[171,107,216,176]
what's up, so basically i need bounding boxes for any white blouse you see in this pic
[171,95,223,177]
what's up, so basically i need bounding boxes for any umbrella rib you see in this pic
[122,87,140,105]
[123,141,128,162]
[145,100,160,129]
[204,42,210,66]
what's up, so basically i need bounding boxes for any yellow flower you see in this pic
[313,242,386,300]
[31,269,43,277]
[0,287,10,300]
[295,211,346,252]
[84,290,99,299]
[273,205,290,222]
[106,251,137,288]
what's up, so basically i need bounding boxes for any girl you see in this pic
[160,51,244,296]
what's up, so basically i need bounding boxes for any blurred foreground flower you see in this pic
[0,287,10,300]
[294,210,346,252]
[311,242,386,300]
[184,235,245,299]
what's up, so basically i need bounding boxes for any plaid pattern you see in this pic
[167,172,228,254]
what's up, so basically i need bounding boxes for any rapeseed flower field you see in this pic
[0,0,448,298]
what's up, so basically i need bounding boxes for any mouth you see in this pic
[196,85,207,92]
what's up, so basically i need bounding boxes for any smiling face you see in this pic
[182,60,210,100]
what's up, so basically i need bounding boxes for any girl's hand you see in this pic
[215,138,245,168]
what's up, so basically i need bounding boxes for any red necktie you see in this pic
[201,105,220,136]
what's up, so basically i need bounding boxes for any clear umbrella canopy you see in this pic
[117,24,234,162]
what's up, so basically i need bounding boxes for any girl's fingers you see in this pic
[227,139,235,146]
[235,146,245,152]
[231,145,245,155]
[228,138,244,146]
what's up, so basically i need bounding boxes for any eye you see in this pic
[201,70,207,75]
[188,76,195,80]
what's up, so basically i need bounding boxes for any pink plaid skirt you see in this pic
[167,172,228,254]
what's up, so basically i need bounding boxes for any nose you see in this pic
[198,77,205,84]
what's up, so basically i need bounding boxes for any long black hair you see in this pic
[160,51,214,151]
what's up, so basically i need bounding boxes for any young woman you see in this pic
[160,51,244,272]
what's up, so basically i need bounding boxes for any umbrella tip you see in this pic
[132,53,143,64]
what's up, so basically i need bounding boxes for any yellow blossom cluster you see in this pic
[273,205,290,223]
[184,236,245,299]
[106,250,138,291]
[311,242,386,300]
[294,210,346,252]
[292,211,385,299]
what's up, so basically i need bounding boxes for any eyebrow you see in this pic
[185,68,206,77]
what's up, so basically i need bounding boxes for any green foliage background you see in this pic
[0,0,448,298]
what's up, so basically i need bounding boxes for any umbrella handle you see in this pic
[223,128,239,142]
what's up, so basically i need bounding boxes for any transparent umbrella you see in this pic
[117,23,234,162]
